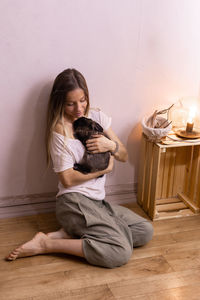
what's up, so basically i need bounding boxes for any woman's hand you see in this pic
[86,135,116,154]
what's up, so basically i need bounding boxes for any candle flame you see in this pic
[187,106,196,123]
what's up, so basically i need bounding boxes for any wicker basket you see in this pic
[142,116,172,142]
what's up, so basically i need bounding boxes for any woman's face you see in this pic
[65,88,88,122]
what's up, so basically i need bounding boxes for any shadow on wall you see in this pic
[4,81,58,202]
[127,122,142,182]
[25,82,58,195]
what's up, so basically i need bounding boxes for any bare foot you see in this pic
[47,228,71,239]
[5,232,49,261]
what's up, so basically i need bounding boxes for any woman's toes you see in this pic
[6,232,48,261]
[6,252,17,261]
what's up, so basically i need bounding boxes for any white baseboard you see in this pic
[0,183,137,219]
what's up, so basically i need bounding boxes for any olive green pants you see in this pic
[56,192,153,268]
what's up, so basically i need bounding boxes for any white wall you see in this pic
[0,0,200,199]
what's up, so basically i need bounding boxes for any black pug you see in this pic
[73,117,110,174]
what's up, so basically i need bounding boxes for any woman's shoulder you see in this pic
[88,107,100,121]
[89,108,112,130]
[89,107,101,114]
[54,122,65,136]
[89,107,108,119]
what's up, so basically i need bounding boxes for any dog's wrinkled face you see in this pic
[73,117,103,145]
[73,117,110,174]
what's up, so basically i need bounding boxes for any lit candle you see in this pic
[186,106,196,133]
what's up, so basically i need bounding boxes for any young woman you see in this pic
[6,69,153,268]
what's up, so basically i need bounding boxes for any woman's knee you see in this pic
[142,221,154,244]
[85,243,132,269]
[132,221,154,247]
[103,245,132,269]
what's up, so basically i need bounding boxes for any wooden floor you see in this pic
[1,202,200,300]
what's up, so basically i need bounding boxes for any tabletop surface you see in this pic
[155,131,200,148]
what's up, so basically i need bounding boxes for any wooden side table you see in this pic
[137,134,200,220]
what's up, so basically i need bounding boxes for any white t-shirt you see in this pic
[50,108,112,200]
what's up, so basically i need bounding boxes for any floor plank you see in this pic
[1,203,200,299]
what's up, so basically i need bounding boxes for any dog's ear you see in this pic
[92,121,103,133]
[73,117,86,131]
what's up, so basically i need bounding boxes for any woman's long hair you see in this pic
[45,68,90,165]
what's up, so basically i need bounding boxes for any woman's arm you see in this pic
[58,156,114,188]
[86,127,128,162]
[53,122,114,188]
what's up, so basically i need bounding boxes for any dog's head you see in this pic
[73,117,103,144]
